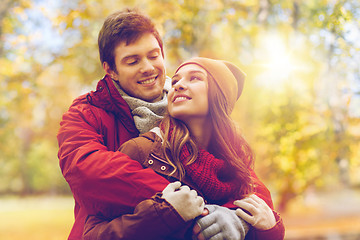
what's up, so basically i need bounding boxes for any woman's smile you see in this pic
[172,94,191,103]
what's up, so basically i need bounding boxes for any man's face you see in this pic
[108,32,166,102]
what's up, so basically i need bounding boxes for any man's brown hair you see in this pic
[98,8,164,72]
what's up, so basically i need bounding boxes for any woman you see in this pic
[83,57,284,240]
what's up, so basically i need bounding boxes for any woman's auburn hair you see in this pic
[161,72,254,199]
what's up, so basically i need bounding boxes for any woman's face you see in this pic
[168,64,209,122]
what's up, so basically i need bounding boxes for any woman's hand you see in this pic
[162,181,205,222]
[234,194,276,230]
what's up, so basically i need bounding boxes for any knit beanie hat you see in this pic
[175,57,246,113]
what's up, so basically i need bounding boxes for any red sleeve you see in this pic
[251,210,285,240]
[57,102,170,218]
[245,210,285,240]
[250,170,274,209]
[247,173,285,240]
[221,170,274,209]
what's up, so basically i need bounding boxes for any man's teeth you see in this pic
[140,78,156,84]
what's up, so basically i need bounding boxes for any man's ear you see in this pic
[103,62,117,80]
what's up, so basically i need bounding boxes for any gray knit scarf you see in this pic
[113,77,171,134]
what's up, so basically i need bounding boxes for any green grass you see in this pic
[0,196,74,240]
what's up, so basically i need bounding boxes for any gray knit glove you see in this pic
[193,204,249,240]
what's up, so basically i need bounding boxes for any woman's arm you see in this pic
[234,194,276,230]
[190,157,284,240]
[234,194,285,240]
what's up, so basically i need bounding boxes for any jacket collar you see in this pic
[87,74,138,135]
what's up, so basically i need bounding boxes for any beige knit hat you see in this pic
[175,57,246,112]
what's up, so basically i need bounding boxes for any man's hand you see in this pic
[192,204,249,240]
[162,182,204,222]
[234,194,276,230]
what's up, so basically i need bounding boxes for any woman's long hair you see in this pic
[161,73,254,199]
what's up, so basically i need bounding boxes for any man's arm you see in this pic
[83,195,187,240]
[57,101,169,217]
[83,183,205,240]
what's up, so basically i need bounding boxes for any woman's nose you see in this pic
[174,79,187,91]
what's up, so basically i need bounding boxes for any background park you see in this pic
[1,0,360,239]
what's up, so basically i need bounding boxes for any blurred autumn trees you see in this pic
[1,0,359,211]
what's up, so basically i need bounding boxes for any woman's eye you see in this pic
[190,76,201,81]
[171,79,178,85]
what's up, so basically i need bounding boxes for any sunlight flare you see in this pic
[255,33,301,90]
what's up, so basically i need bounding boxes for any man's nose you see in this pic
[140,59,155,73]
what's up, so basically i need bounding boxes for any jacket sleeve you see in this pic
[245,210,285,240]
[57,101,170,218]
[245,171,285,240]
[220,170,285,240]
[251,170,274,209]
[82,194,191,240]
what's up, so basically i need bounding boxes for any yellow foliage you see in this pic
[12,6,25,15]
[0,59,15,76]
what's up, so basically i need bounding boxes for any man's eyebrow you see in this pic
[121,55,138,62]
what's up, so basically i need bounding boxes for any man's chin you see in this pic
[144,92,164,103]
[143,85,165,101]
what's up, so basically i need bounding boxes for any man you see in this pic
[58,8,248,240]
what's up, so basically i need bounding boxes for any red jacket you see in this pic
[57,75,170,240]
